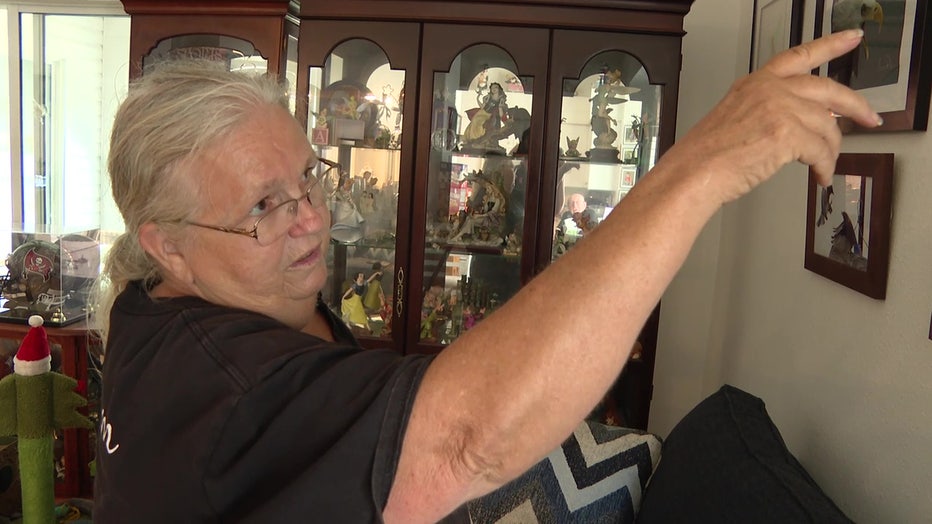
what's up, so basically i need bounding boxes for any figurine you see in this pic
[475,69,489,93]
[379,302,393,336]
[357,172,378,218]
[330,174,365,244]
[553,228,568,258]
[449,171,507,244]
[419,306,439,341]
[462,82,508,150]
[377,84,397,125]
[586,68,640,162]
[564,136,581,157]
[359,189,376,217]
[504,233,522,256]
[362,263,387,312]
[314,107,329,130]
[0,315,92,523]
[421,284,444,314]
[419,285,447,342]
[341,272,370,330]
[354,99,381,146]
[462,304,486,331]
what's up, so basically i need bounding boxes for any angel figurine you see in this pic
[587,68,640,162]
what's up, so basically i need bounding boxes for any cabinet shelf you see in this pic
[424,243,518,257]
[331,235,397,250]
[559,156,638,167]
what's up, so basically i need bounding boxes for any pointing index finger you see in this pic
[763,29,865,78]
[762,29,883,128]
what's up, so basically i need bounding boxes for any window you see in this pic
[2,2,129,258]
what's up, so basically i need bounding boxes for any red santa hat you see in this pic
[13,315,52,377]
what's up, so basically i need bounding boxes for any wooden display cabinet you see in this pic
[118,0,695,430]
[120,0,298,80]
[297,0,694,429]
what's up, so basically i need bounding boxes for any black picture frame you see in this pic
[805,153,894,299]
[812,0,931,132]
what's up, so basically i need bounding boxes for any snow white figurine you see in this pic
[462,82,507,149]
[362,263,387,312]
[341,272,370,330]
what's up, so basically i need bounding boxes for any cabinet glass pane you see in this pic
[421,44,531,344]
[308,39,404,340]
[553,51,660,261]
[284,31,299,114]
[142,34,266,72]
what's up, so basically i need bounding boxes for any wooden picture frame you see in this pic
[805,153,894,299]
[751,0,804,71]
[812,0,931,132]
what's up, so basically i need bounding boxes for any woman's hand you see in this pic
[660,29,882,205]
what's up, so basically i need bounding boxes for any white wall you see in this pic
[651,1,932,521]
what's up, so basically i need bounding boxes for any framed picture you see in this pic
[622,125,638,144]
[751,0,804,71]
[812,0,931,132]
[804,153,894,299]
[621,165,636,187]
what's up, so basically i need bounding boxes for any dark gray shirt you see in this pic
[95,281,431,522]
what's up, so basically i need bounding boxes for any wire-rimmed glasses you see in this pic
[186,157,340,246]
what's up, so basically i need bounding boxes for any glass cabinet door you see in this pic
[413,25,548,350]
[307,38,405,341]
[540,30,683,271]
[551,50,661,261]
[421,46,531,344]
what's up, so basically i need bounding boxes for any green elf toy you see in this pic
[0,315,92,523]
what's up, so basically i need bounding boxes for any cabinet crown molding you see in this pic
[121,0,293,16]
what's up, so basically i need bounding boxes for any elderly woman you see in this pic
[93,30,879,522]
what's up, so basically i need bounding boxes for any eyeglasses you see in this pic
[185,157,340,246]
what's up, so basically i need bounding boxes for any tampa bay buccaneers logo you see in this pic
[24,248,53,281]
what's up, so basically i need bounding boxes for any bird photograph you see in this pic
[829,211,868,270]
[817,185,835,227]
[827,0,902,90]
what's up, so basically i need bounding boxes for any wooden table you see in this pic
[0,320,96,498]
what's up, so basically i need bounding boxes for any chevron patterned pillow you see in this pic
[466,420,662,523]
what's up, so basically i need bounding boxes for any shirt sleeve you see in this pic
[203,343,433,522]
